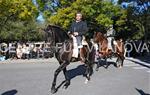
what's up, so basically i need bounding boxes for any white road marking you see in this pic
[146,70,150,73]
[125,57,150,66]
[124,64,140,67]
[133,67,148,70]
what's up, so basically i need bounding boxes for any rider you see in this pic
[68,12,88,60]
[69,12,88,47]
[106,25,116,53]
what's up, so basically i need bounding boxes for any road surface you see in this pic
[0,57,149,95]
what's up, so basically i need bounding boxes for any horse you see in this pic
[93,32,125,69]
[43,25,96,94]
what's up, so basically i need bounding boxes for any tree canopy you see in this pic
[36,0,129,39]
[38,0,126,29]
[0,0,149,42]
[118,0,150,40]
[0,0,42,42]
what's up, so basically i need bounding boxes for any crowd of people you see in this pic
[0,42,52,61]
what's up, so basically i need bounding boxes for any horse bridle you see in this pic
[47,26,56,54]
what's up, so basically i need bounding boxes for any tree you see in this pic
[0,0,41,42]
[37,0,127,36]
[118,0,150,40]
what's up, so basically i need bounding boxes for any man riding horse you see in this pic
[43,13,95,93]
[106,25,116,53]
[68,12,88,61]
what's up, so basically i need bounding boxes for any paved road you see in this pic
[0,58,149,95]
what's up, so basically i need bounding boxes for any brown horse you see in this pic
[93,32,125,68]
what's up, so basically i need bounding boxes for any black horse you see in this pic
[43,25,96,94]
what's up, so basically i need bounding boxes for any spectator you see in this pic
[8,42,17,59]
[21,44,30,59]
[16,44,23,59]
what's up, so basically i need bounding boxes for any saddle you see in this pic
[107,37,117,52]
[71,35,88,58]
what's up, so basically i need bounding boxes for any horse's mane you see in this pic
[48,24,70,39]
[50,25,69,38]
[97,32,106,41]
[48,24,66,32]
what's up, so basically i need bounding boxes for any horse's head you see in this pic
[44,25,55,43]
[93,32,104,43]
[43,25,72,57]
[42,25,56,57]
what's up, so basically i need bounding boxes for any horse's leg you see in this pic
[95,61,100,71]
[120,55,125,67]
[116,44,125,68]
[116,56,123,68]
[85,62,94,84]
[105,57,109,69]
[51,63,67,94]
[89,62,94,77]
[84,66,90,84]
[63,67,70,89]
[116,56,119,68]
[84,61,92,84]
[95,57,101,71]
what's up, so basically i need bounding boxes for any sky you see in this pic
[121,1,150,14]
[112,0,118,4]
[37,13,45,22]
[32,0,45,22]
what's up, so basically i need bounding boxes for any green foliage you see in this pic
[37,0,150,40]
[117,0,150,40]
[41,0,127,31]
[0,20,43,42]
[0,0,38,22]
[1,0,148,41]
[0,0,41,42]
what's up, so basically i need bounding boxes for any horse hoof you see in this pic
[95,68,99,71]
[105,66,108,69]
[117,65,122,69]
[119,66,122,69]
[84,79,89,84]
[63,81,70,89]
[51,87,57,94]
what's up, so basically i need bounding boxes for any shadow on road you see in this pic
[67,64,86,80]
[135,88,150,95]
[106,61,117,68]
[52,64,87,93]
[95,60,117,71]
[1,89,17,95]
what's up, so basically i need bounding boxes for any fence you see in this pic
[0,42,53,61]
[0,40,150,61]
